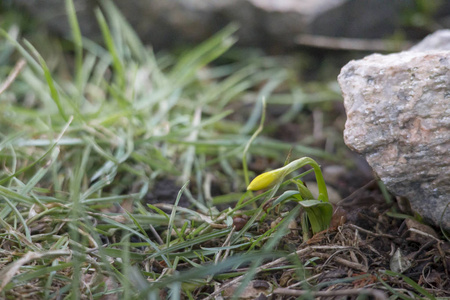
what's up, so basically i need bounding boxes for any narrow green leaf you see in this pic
[65,0,83,93]
[384,270,437,300]
[95,8,125,88]
[23,40,68,122]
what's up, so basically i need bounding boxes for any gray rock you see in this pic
[308,0,413,39]
[409,29,450,51]
[338,35,450,230]
[12,0,422,50]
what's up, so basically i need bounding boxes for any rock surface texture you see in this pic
[338,30,450,230]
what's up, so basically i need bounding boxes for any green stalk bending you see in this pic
[247,157,329,202]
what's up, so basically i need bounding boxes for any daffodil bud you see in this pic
[247,168,286,191]
[246,157,329,203]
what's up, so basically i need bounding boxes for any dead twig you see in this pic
[348,224,397,239]
[215,226,235,264]
[295,34,413,52]
[311,251,368,272]
[308,245,359,251]
[0,58,27,95]
[338,180,377,204]
[284,273,322,289]
[403,227,441,243]
[410,240,436,260]
[149,224,164,245]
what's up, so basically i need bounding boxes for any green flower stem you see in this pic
[282,157,328,202]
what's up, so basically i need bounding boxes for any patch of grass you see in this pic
[0,2,336,298]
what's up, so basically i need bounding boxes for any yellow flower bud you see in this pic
[247,169,285,191]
